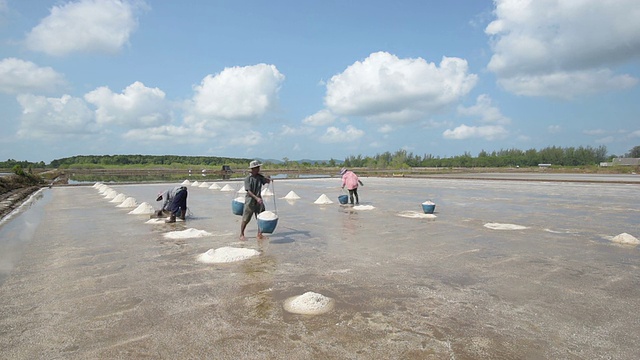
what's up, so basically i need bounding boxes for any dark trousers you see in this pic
[170,189,188,216]
[348,188,359,204]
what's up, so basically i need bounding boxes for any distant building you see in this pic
[612,158,640,166]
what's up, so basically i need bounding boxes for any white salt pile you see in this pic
[283,291,335,315]
[397,211,437,219]
[145,218,167,224]
[261,188,273,196]
[103,189,118,199]
[199,181,210,188]
[610,233,639,245]
[128,202,155,215]
[314,194,333,205]
[422,200,435,205]
[197,246,260,263]
[117,197,138,208]
[181,180,191,186]
[191,181,200,187]
[282,191,300,200]
[92,182,102,188]
[257,210,278,220]
[237,185,246,193]
[353,205,375,211]
[484,223,528,230]
[163,228,212,239]
[97,184,108,192]
[233,196,245,203]
[110,193,126,203]
[220,184,234,192]
[209,183,221,190]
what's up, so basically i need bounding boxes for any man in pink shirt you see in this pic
[340,167,364,205]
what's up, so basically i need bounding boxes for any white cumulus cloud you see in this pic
[189,63,285,124]
[0,58,65,94]
[457,94,510,125]
[442,124,508,141]
[17,94,96,138]
[84,81,170,128]
[324,51,477,122]
[302,109,335,126]
[25,0,143,56]
[486,0,640,97]
[319,125,364,143]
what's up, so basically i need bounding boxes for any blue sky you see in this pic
[1,0,639,164]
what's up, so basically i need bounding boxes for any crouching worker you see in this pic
[156,186,188,223]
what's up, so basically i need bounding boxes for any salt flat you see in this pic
[1,176,639,359]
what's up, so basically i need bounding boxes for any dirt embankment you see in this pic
[0,173,50,220]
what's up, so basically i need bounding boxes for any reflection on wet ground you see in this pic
[0,177,639,359]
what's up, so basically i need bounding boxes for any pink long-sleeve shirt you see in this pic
[341,171,360,190]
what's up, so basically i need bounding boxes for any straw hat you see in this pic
[249,160,262,169]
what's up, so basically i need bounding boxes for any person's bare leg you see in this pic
[257,231,264,240]
[240,221,248,241]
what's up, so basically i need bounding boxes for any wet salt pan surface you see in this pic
[1,177,640,359]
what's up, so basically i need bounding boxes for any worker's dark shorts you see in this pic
[242,199,264,223]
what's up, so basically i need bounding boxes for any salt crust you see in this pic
[283,291,335,315]
[128,202,155,215]
[397,211,437,219]
[110,193,126,203]
[233,196,245,203]
[484,223,528,230]
[220,184,234,192]
[422,200,435,205]
[353,205,375,210]
[314,194,333,204]
[611,233,639,245]
[257,211,278,220]
[282,191,300,200]
[197,246,260,263]
[163,228,212,239]
[117,197,138,208]
[145,218,168,224]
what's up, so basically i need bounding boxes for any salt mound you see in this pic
[422,200,435,205]
[282,191,300,200]
[209,183,221,190]
[163,228,212,239]
[197,246,260,263]
[237,185,246,194]
[191,181,200,187]
[97,184,109,192]
[145,218,166,224]
[128,202,155,215]
[283,291,335,315]
[103,189,118,199]
[484,223,528,230]
[199,181,210,187]
[257,210,278,220]
[92,182,102,188]
[353,205,375,210]
[110,193,127,203]
[314,194,333,205]
[181,180,191,185]
[261,188,273,196]
[220,184,234,192]
[397,211,436,219]
[117,197,138,208]
[611,233,639,245]
[233,196,245,203]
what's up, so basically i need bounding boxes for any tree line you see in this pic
[1,145,638,170]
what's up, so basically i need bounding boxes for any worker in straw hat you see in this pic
[240,160,272,240]
[340,167,364,205]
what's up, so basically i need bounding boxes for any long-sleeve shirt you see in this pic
[342,171,360,190]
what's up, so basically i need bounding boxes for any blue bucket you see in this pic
[338,194,349,204]
[258,217,278,234]
[421,203,436,214]
[231,199,244,215]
